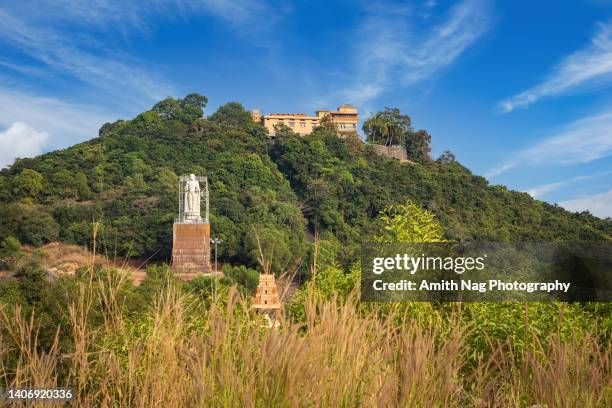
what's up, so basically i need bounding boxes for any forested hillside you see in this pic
[0,94,610,269]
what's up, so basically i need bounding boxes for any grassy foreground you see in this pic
[0,265,610,408]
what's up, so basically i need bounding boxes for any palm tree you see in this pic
[362,112,383,144]
[363,108,411,146]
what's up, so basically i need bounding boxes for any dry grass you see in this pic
[1,265,610,408]
[24,242,147,286]
[0,225,610,407]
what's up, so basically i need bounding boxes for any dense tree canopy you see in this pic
[151,93,208,124]
[208,102,253,127]
[0,97,305,270]
[0,95,609,271]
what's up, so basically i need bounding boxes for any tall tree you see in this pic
[152,93,207,124]
[273,123,297,138]
[315,114,338,134]
[362,108,412,146]
[437,150,456,164]
[208,102,253,127]
[406,129,432,162]
[12,169,43,199]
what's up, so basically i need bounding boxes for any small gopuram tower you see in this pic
[252,274,281,311]
[171,174,212,276]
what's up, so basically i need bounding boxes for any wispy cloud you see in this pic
[559,189,612,219]
[499,21,612,113]
[525,181,567,199]
[525,171,612,198]
[345,0,491,105]
[0,122,49,169]
[13,0,279,42]
[0,59,46,77]
[0,1,282,108]
[486,109,612,177]
[0,8,174,105]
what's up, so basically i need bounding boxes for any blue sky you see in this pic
[0,0,611,218]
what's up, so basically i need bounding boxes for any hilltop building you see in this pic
[251,105,358,137]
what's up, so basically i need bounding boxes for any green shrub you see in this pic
[222,264,259,294]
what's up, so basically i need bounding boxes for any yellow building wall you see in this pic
[263,116,319,135]
[255,106,358,136]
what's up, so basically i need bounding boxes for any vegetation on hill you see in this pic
[0,93,610,273]
[0,215,609,406]
[271,121,611,267]
[0,95,307,271]
[0,134,612,407]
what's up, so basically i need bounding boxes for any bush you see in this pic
[0,204,60,247]
[0,236,23,269]
[222,264,259,294]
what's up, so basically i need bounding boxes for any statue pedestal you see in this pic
[172,222,212,274]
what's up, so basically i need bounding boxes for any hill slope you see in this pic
[0,94,610,269]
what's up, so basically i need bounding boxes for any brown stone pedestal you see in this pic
[172,222,212,274]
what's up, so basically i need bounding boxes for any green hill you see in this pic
[0,94,610,270]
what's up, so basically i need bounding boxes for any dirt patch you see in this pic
[0,270,17,280]
[38,242,148,286]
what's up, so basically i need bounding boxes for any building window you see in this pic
[300,122,305,127]
[289,122,295,127]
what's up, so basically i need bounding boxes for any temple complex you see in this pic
[251,105,358,137]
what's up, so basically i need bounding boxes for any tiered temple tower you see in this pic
[252,274,281,310]
[171,174,212,275]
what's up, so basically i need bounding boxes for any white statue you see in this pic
[184,174,201,219]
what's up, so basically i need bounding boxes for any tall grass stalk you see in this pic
[0,270,610,407]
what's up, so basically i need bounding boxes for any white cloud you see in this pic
[525,171,612,198]
[485,162,515,178]
[526,181,567,199]
[486,109,612,177]
[0,122,49,169]
[500,21,612,113]
[559,189,612,219]
[0,88,114,154]
[346,0,491,105]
